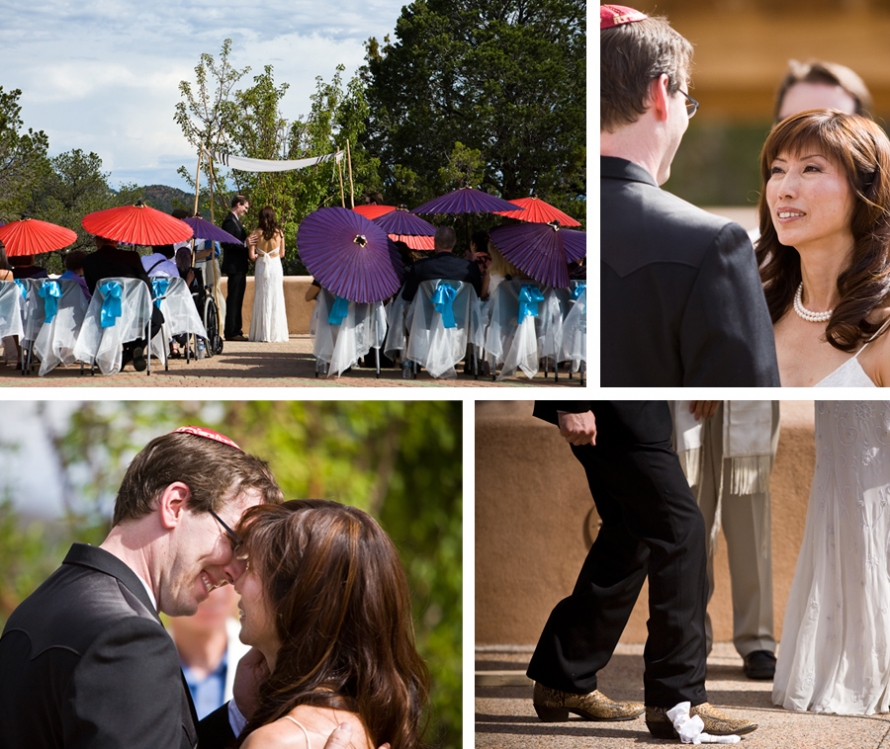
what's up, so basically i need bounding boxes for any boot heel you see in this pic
[534,704,569,722]
[646,720,678,739]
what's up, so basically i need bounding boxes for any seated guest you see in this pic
[0,242,12,282]
[142,245,180,277]
[82,236,163,371]
[0,243,17,366]
[398,225,483,302]
[10,255,48,279]
[60,250,92,300]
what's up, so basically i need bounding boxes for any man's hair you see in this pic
[601,15,693,133]
[171,208,190,219]
[153,244,175,259]
[433,225,457,251]
[64,250,86,272]
[774,59,873,121]
[113,431,283,525]
[231,194,248,209]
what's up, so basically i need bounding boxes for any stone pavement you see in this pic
[0,336,585,388]
[476,645,890,748]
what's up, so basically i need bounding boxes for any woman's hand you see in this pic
[232,647,269,721]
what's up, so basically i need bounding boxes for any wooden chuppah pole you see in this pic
[346,139,355,209]
[337,151,346,208]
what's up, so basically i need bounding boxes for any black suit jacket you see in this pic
[82,244,152,295]
[221,212,248,275]
[601,156,780,387]
[399,252,482,301]
[0,544,236,749]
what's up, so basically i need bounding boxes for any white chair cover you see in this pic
[311,289,388,377]
[559,282,586,373]
[483,278,568,380]
[21,279,90,375]
[148,276,208,365]
[385,279,483,379]
[0,282,25,340]
[73,277,153,375]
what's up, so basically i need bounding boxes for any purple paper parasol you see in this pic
[489,222,588,288]
[411,187,522,215]
[373,208,437,250]
[297,207,404,303]
[182,216,242,245]
[374,208,436,237]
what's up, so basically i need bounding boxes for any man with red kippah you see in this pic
[0,429,370,749]
[599,4,779,387]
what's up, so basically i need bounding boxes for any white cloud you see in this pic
[4,0,406,188]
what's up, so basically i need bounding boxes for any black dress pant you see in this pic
[224,272,246,338]
[527,401,708,708]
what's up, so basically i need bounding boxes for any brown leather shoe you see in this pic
[533,682,644,722]
[645,703,758,739]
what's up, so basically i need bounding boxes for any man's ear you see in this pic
[648,74,672,122]
[158,482,191,530]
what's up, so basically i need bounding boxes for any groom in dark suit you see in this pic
[599,5,779,386]
[221,194,251,341]
[528,401,758,739]
[0,428,364,749]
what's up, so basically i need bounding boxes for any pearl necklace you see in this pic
[793,282,833,323]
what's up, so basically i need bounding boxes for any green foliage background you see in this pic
[0,400,462,748]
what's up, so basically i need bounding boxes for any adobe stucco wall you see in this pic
[474,400,815,646]
[219,276,317,335]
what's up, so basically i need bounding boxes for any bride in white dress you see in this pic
[248,206,289,343]
[756,110,890,386]
[774,401,890,714]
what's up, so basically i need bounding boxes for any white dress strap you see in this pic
[283,716,312,748]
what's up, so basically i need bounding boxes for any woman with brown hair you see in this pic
[233,500,429,749]
[248,206,289,343]
[757,109,890,385]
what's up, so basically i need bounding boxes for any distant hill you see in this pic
[134,185,196,214]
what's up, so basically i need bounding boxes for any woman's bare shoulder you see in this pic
[241,719,307,749]
[288,705,372,749]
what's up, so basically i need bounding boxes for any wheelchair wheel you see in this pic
[204,297,224,355]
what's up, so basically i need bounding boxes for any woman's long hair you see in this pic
[257,206,280,241]
[235,500,430,749]
[756,109,890,351]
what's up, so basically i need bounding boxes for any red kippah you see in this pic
[601,4,648,30]
[173,426,242,451]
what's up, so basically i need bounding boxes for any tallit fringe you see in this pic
[729,455,771,496]
[678,447,702,488]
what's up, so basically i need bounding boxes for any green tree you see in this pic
[0,87,51,221]
[27,149,116,257]
[175,39,251,221]
[362,0,586,223]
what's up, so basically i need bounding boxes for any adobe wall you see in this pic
[474,400,815,645]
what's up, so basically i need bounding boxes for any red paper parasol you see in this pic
[373,208,436,250]
[411,187,521,215]
[82,201,194,245]
[353,204,396,220]
[297,207,404,303]
[494,196,582,227]
[489,222,587,288]
[0,217,78,256]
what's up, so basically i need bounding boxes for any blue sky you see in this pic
[2,0,409,190]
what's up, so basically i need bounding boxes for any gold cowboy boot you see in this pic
[533,682,644,722]
[645,702,758,739]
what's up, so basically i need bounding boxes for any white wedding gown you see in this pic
[774,401,890,715]
[249,233,289,343]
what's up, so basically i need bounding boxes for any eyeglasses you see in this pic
[209,508,247,560]
[678,88,699,119]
